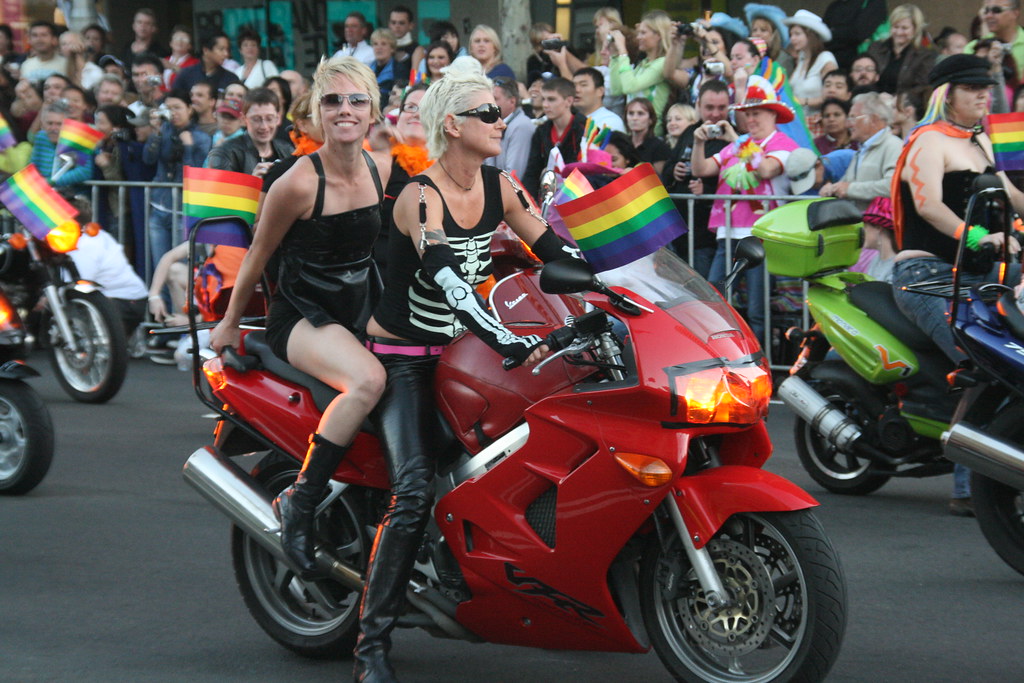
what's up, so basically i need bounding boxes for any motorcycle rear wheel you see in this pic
[793,379,890,495]
[46,290,127,403]
[641,510,847,683]
[231,459,369,658]
[0,379,54,495]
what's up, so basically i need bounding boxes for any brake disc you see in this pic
[675,538,776,656]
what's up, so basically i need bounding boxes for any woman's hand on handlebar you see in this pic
[524,343,550,367]
[209,319,241,354]
[980,230,1021,255]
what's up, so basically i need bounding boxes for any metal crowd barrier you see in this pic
[79,179,816,370]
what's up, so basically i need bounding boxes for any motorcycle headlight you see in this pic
[44,220,81,253]
[677,361,772,425]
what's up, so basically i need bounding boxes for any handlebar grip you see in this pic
[502,356,522,371]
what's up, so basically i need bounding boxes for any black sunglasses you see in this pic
[983,4,1007,13]
[454,103,502,124]
[320,92,372,109]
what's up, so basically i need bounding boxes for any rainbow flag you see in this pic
[182,167,262,245]
[55,119,104,167]
[0,164,78,239]
[554,163,686,272]
[546,169,594,243]
[986,112,1024,171]
[0,112,16,152]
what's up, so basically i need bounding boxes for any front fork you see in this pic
[27,238,80,353]
[663,497,730,609]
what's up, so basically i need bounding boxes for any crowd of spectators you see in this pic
[0,2,1019,333]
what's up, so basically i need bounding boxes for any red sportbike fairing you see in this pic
[184,247,847,683]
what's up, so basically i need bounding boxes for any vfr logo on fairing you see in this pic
[1006,342,1024,358]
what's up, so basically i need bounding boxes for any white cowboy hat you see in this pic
[783,10,832,43]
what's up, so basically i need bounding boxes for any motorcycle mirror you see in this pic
[971,173,1003,194]
[539,258,597,294]
[721,237,766,293]
[540,170,557,198]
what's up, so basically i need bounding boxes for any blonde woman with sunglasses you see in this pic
[355,59,578,682]
[211,56,392,581]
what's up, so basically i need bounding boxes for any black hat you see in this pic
[929,54,997,88]
[98,54,125,70]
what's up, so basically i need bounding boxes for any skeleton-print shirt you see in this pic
[373,166,506,345]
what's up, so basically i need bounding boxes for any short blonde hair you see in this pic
[593,7,622,26]
[470,24,502,62]
[889,4,926,48]
[371,28,397,49]
[310,55,381,131]
[419,60,492,158]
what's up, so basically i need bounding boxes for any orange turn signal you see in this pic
[7,233,26,250]
[44,220,81,253]
[84,221,101,236]
[614,452,673,487]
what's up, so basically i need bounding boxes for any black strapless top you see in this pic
[900,167,993,264]
[271,150,384,333]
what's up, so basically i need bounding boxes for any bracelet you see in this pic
[148,295,162,301]
[964,225,990,251]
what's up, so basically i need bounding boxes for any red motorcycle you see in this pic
[182,218,847,683]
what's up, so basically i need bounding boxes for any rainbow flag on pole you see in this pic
[55,119,104,167]
[0,164,79,239]
[0,112,17,152]
[182,166,262,246]
[986,112,1024,171]
[554,163,686,272]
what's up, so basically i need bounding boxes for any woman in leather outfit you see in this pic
[210,56,392,579]
[891,53,1024,514]
[353,60,577,682]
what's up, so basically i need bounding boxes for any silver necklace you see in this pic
[438,159,474,191]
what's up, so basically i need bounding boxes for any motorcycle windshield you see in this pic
[600,249,754,354]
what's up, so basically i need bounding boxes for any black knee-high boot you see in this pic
[352,524,423,683]
[273,433,348,579]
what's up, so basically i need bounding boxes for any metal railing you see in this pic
[79,179,820,370]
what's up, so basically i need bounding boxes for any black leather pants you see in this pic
[354,352,442,677]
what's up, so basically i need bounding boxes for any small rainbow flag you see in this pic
[0,112,16,152]
[546,169,594,243]
[182,167,262,245]
[55,119,104,167]
[554,163,686,272]
[986,112,1024,171]
[0,164,79,239]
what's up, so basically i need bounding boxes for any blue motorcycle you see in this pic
[921,174,1024,577]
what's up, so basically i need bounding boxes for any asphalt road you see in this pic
[3,355,1023,682]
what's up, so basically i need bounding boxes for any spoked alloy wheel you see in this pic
[793,382,890,495]
[47,290,127,403]
[641,510,847,683]
[231,461,369,658]
[0,380,54,494]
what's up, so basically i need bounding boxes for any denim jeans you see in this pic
[709,239,766,343]
[148,207,175,276]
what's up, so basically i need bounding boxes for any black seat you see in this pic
[807,199,862,231]
[848,280,938,353]
[998,291,1024,341]
[242,330,340,413]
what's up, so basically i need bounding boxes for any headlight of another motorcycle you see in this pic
[44,220,81,253]
[677,361,772,425]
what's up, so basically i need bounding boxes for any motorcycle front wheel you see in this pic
[231,459,369,658]
[0,379,54,495]
[46,290,127,403]
[641,510,847,683]
[972,473,1024,577]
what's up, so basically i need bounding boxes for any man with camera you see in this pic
[143,89,212,270]
[965,0,1024,86]
[661,79,730,278]
[205,88,293,178]
[128,53,165,117]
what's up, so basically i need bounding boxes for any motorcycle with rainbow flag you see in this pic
[183,162,847,682]
[0,164,127,403]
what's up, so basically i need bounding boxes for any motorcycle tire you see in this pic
[231,459,369,658]
[45,289,127,404]
[793,373,890,495]
[971,473,1024,577]
[0,379,54,495]
[640,509,847,683]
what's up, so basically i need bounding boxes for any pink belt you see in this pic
[365,339,445,356]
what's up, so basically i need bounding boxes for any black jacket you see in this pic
[661,122,728,251]
[205,133,294,175]
[824,0,888,69]
[523,113,587,199]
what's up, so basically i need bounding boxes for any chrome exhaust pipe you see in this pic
[776,375,862,452]
[943,423,1024,491]
[182,446,363,590]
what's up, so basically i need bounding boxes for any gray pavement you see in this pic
[2,355,1023,682]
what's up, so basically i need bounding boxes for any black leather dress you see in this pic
[265,151,384,361]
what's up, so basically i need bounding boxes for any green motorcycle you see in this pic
[753,199,957,494]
